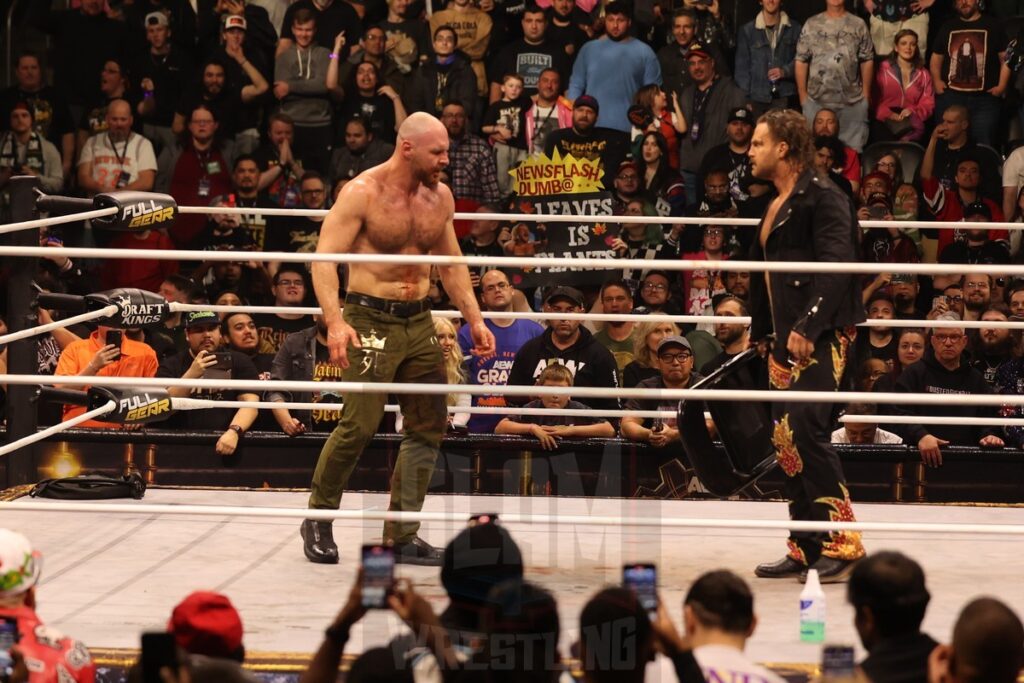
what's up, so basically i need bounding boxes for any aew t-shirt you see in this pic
[458,318,544,433]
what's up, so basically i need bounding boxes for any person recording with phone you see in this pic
[157,311,259,457]
[55,324,159,429]
[0,528,95,683]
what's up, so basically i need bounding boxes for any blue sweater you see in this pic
[568,37,662,133]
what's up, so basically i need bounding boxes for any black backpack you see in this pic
[29,472,146,500]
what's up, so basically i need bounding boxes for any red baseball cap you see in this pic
[168,591,244,658]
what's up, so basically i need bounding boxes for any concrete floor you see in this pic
[5,489,1024,675]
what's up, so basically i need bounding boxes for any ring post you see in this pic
[3,175,41,487]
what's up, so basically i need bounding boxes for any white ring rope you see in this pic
[842,414,1024,427]
[174,205,1024,233]
[0,306,119,346]
[0,400,115,458]
[4,245,1024,278]
[0,206,119,235]
[162,397,679,421]
[170,303,751,326]
[8,373,1024,407]
[3,500,1022,536]
[170,303,1024,330]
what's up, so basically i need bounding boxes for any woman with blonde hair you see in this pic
[397,317,470,432]
[622,320,680,388]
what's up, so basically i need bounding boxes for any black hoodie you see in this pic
[506,326,621,411]
[892,349,999,445]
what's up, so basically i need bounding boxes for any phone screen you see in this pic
[141,632,178,683]
[468,513,499,526]
[622,564,658,616]
[0,617,18,679]
[361,545,395,609]
[821,644,856,678]
[867,205,888,220]
[932,296,947,311]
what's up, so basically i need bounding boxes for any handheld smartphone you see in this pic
[361,544,395,609]
[0,617,18,682]
[213,351,233,371]
[932,296,947,311]
[622,563,658,617]
[105,329,123,358]
[821,644,856,682]
[204,351,233,380]
[867,205,888,219]
[140,632,178,683]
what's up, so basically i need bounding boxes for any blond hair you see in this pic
[434,317,466,406]
[537,363,574,385]
[632,320,681,368]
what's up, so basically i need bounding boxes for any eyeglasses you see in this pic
[933,334,964,344]
[704,228,724,236]
[643,282,668,291]
[301,188,324,195]
[658,351,692,364]
[483,282,510,293]
[946,295,964,302]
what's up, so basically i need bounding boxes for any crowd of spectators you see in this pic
[3,0,1024,468]
[3,525,1023,682]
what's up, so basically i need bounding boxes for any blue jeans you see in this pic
[935,91,1003,148]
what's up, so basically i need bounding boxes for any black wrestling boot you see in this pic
[392,537,443,566]
[754,556,806,579]
[800,556,858,584]
[300,519,339,564]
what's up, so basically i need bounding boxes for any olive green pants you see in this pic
[309,304,446,543]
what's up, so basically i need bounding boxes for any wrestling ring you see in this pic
[2,181,1024,679]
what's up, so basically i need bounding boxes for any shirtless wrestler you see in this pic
[301,112,496,565]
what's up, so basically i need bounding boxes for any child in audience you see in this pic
[495,364,615,449]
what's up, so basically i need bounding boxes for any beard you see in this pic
[980,335,1013,356]
[716,326,745,347]
[893,292,915,308]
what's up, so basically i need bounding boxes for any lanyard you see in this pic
[108,133,128,168]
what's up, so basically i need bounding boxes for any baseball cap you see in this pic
[617,159,639,176]
[223,14,247,30]
[185,310,220,329]
[685,43,713,60]
[544,286,585,307]
[145,11,169,27]
[728,107,752,125]
[574,94,599,114]
[657,335,692,354]
[963,201,991,221]
[890,273,917,284]
[0,529,42,598]
[168,591,244,658]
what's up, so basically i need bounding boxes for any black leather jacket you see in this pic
[749,169,865,343]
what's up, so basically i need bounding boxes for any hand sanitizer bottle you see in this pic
[800,568,826,643]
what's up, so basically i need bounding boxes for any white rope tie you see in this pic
[0,306,119,346]
[0,206,119,235]
[0,400,115,457]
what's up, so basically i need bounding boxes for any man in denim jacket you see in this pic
[735,0,801,115]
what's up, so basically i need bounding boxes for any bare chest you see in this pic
[760,200,783,249]
[361,197,447,254]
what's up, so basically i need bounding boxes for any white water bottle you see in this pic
[800,569,826,643]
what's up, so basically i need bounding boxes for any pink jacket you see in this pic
[525,96,574,155]
[872,60,935,140]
